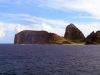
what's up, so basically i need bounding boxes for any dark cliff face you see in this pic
[14,30,49,44]
[14,30,70,44]
[86,31,100,44]
[64,24,85,43]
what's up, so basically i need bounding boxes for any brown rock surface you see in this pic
[86,31,100,44]
[14,30,49,44]
[14,30,70,44]
[64,23,85,42]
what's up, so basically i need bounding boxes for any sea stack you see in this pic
[64,23,85,42]
[86,31,100,44]
[14,30,70,44]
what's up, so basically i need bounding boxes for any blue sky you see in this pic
[0,0,100,43]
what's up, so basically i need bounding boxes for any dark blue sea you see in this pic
[0,44,100,75]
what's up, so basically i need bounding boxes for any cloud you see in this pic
[0,30,5,38]
[0,0,100,17]
[0,24,6,38]
[1,13,67,35]
[31,0,100,18]
[1,0,100,17]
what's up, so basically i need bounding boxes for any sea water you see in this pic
[0,44,100,75]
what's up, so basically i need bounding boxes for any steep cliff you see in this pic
[64,23,85,43]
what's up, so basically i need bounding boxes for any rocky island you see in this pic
[14,24,100,45]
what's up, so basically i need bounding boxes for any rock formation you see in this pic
[64,23,85,43]
[86,31,100,44]
[14,30,71,44]
[14,30,49,44]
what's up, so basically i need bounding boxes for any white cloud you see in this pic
[41,23,57,33]
[34,0,100,17]
[0,30,5,38]
[0,24,5,38]
[10,14,68,36]
[1,0,100,17]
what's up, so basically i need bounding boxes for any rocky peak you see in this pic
[64,23,85,42]
[66,23,77,29]
[86,31,100,44]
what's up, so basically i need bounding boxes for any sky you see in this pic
[0,0,100,43]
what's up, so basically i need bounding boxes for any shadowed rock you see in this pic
[14,30,71,44]
[86,31,100,44]
[64,23,85,43]
[14,30,49,44]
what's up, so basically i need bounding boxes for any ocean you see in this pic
[0,44,100,75]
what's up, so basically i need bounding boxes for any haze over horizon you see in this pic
[0,0,100,43]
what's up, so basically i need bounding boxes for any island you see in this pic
[14,24,100,45]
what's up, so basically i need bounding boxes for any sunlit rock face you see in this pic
[14,30,70,44]
[64,23,85,42]
[86,31,100,44]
